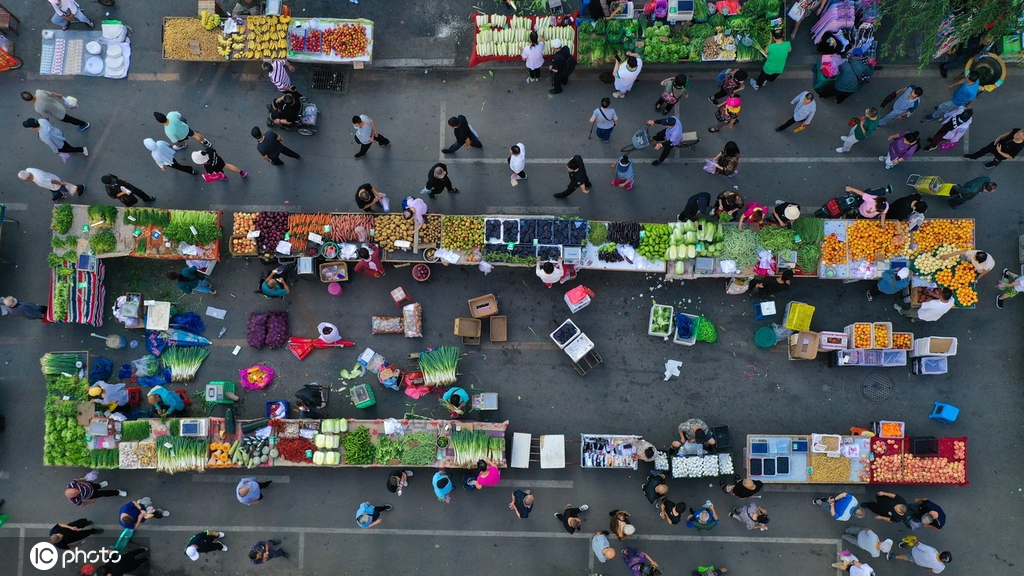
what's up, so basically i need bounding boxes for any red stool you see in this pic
[126,387,142,405]
[390,286,412,307]
[174,388,192,406]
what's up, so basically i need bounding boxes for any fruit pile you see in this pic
[937,260,978,306]
[820,233,847,266]
[911,244,960,277]
[911,219,973,255]
[871,451,966,484]
[952,440,966,460]
[852,323,872,349]
[874,323,890,349]
[231,212,258,255]
[847,220,907,261]
[323,24,370,59]
[442,216,485,253]
[638,224,670,261]
[243,15,291,60]
[200,10,222,31]
[892,332,912,350]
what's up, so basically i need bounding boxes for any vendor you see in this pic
[401,196,429,234]
[673,418,716,452]
[588,0,624,20]
[353,244,385,279]
[168,266,216,295]
[268,93,302,128]
[147,385,185,417]
[88,381,130,412]
[940,249,994,278]
[536,257,564,287]
[261,263,294,298]
[294,385,327,419]
[749,269,795,298]
[442,387,469,416]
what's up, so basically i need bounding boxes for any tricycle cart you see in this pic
[550,319,603,376]
[0,4,21,72]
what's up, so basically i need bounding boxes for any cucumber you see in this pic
[241,418,269,433]
[225,409,235,434]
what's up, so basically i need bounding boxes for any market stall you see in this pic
[581,433,643,469]
[288,18,373,65]
[40,20,130,78]
[162,13,291,61]
[470,12,577,67]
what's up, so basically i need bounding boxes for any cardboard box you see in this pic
[489,315,507,342]
[76,402,96,426]
[818,331,848,351]
[788,331,820,360]
[468,294,498,318]
[454,318,482,338]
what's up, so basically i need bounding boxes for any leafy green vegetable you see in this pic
[756,226,798,252]
[588,222,608,246]
[797,244,822,271]
[342,426,374,465]
[44,412,90,467]
[87,205,119,226]
[52,204,73,234]
[89,231,117,254]
[123,207,171,227]
[163,210,222,247]
[374,435,404,464]
[400,432,438,466]
[791,217,825,246]
[650,303,672,334]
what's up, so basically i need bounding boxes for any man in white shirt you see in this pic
[18,168,83,201]
[889,541,951,573]
[941,249,994,278]
[896,288,954,322]
[536,258,563,287]
[841,526,892,558]
[831,559,875,576]
[48,0,94,30]
[508,143,527,186]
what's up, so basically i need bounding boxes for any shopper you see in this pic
[185,530,227,560]
[947,176,996,208]
[144,138,195,174]
[509,489,533,518]
[941,249,994,278]
[837,107,880,153]
[908,498,946,530]
[612,52,643,99]
[877,85,924,127]
[678,193,712,222]
[48,0,94,30]
[425,163,458,198]
[887,540,951,573]
[832,558,876,575]
[262,59,297,93]
[963,127,1024,168]
[251,127,300,165]
[659,499,686,525]
[548,39,575,94]
[720,476,763,498]
[879,131,920,170]
[847,185,889,223]
[895,287,954,321]
[738,201,768,230]
[775,91,816,133]
[643,116,683,165]
[714,191,744,220]
[18,168,83,201]
[686,501,719,531]
[886,193,927,221]
[154,111,198,150]
[24,118,86,162]
[353,245,384,279]
[555,504,588,534]
[118,497,169,529]
[750,30,791,90]
[233,477,271,507]
[355,502,392,528]
[609,509,633,540]
[21,90,89,130]
[168,265,215,295]
[862,491,908,523]
[768,202,801,227]
[267,93,302,128]
[249,539,288,564]
[145,386,184,417]
[707,141,740,176]
[553,155,591,199]
[433,470,454,503]
[710,68,747,105]
[192,138,247,179]
[522,31,544,83]
[356,183,389,213]
[818,58,873,103]
[590,97,618,143]
[101,174,154,206]
[841,526,893,558]
[592,531,616,562]
[622,547,660,576]
[749,270,795,297]
[655,74,689,115]
[730,502,769,531]
[866,267,911,301]
[708,97,741,132]
[97,548,149,576]
[813,492,864,521]
[787,0,823,39]
[465,458,501,490]
[386,470,413,496]
[66,475,126,506]
[611,155,634,190]
[50,519,103,549]
[508,143,527,186]
[352,114,390,158]
[924,107,972,151]
[924,72,980,121]
[443,115,482,154]
[643,471,669,504]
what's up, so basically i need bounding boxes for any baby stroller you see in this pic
[814,193,859,218]
[295,101,319,136]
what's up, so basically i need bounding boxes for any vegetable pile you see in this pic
[52,204,74,234]
[374,435,404,464]
[695,316,718,343]
[474,14,575,59]
[720,227,759,269]
[161,346,211,382]
[342,426,375,465]
[756,226,797,252]
[450,428,505,468]
[331,214,374,242]
[649,303,673,335]
[266,311,289,348]
[587,222,608,247]
[156,436,209,474]
[123,207,170,227]
[89,231,118,254]
[442,216,485,252]
[247,312,269,348]
[231,212,258,255]
[207,441,234,468]
[607,222,641,247]
[163,210,222,246]
[401,431,438,466]
[90,448,120,469]
[638,224,670,261]
[276,437,315,463]
[418,346,460,387]
[87,205,118,227]
[120,421,152,442]
[598,244,624,263]
[44,407,90,467]
[232,435,274,468]
[40,353,83,377]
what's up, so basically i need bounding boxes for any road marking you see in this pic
[3,203,29,211]
[191,474,291,483]
[375,58,457,68]
[209,204,301,212]
[763,484,867,494]
[481,341,560,351]
[501,479,573,489]
[483,206,579,215]
[17,527,25,576]
[298,531,305,570]
[127,73,181,82]
[446,155,970,165]
[439,101,447,162]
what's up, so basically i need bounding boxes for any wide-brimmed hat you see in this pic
[784,206,801,221]
[191,150,209,165]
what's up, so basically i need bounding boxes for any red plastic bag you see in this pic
[240,365,275,389]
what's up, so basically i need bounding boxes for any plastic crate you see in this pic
[910,337,957,358]
[872,322,893,349]
[672,313,699,346]
[648,304,674,338]
[881,350,908,366]
[892,331,914,350]
[913,356,948,375]
[844,323,874,349]
[818,331,848,351]
[783,301,815,331]
[861,350,883,366]
[550,319,581,349]
[873,420,906,438]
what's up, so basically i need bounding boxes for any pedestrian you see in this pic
[994,268,1024,308]
[262,59,297,93]
[118,497,169,530]
[465,458,501,490]
[939,33,984,78]
[249,539,288,564]
[887,193,927,222]
[21,90,89,130]
[153,111,198,150]
[708,96,741,132]
[947,176,996,209]
[508,143,527,186]
[846,185,889,223]
[251,127,301,165]
[813,492,864,521]
[923,107,972,151]
[1,296,47,320]
[775,91,816,133]
[706,141,740,177]
[236,477,272,506]
[267,92,302,129]
[611,155,634,190]
[749,270,795,297]
[924,72,980,121]
[443,115,483,154]
[709,68,747,105]
[522,31,544,83]
[101,174,154,206]
[750,30,791,90]
[642,471,668,504]
[424,163,458,198]
[622,547,660,576]
[686,501,720,531]
[861,491,908,523]
[887,540,952,573]
[352,114,391,158]
[23,118,87,163]
[963,127,1024,168]
[355,502,392,528]
[693,564,729,576]
[185,530,227,560]
[832,558,877,576]
[353,245,384,278]
[729,501,769,531]
[66,475,126,506]
[144,138,195,175]
[146,385,185,417]
[509,489,533,517]
[738,201,768,230]
[866,267,911,301]
[192,137,247,179]
[553,155,591,199]
[612,52,643,99]
[555,504,588,534]
[48,0,94,30]
[167,265,215,295]
[818,58,873,103]
[836,107,880,153]
[548,39,575,94]
[879,131,920,170]
[428,470,452,503]
[768,202,801,228]
[787,0,823,39]
[386,470,413,496]
[18,168,83,201]
[907,498,945,530]
[50,519,103,549]
[655,74,689,115]
[720,476,763,498]
[590,97,618,143]
[609,509,633,540]
[940,249,994,278]
[659,499,686,525]
[356,183,389,213]
[648,116,684,165]
[678,193,712,222]
[895,287,954,321]
[97,548,149,576]
[592,530,616,562]
[842,526,894,558]
[877,85,924,127]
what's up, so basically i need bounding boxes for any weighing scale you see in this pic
[548,0,564,15]
[350,383,376,409]
[178,418,209,437]
[562,246,582,265]
[205,384,225,402]
[77,254,99,273]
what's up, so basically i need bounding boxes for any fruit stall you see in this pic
[471,12,578,67]
[287,18,374,64]
[162,13,291,61]
[744,430,968,485]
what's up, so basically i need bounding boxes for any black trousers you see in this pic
[120,181,155,202]
[777,117,799,131]
[354,133,391,157]
[927,123,954,148]
[105,548,149,573]
[443,134,482,154]
[655,97,678,113]
[652,130,674,163]
[60,113,88,127]
[551,71,570,93]
[58,141,84,154]
[818,84,856,103]
[756,70,780,86]
[528,67,541,80]
[427,176,454,196]
[964,142,1003,164]
[268,146,301,165]
[169,160,196,174]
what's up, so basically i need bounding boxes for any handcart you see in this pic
[906,174,953,196]
[620,126,700,153]
[550,319,603,376]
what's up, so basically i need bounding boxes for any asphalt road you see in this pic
[0,1,1022,575]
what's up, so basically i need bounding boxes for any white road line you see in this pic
[209,204,301,212]
[191,474,291,483]
[501,479,573,489]
[484,206,579,215]
[374,58,457,68]
[298,531,305,570]
[17,527,25,576]
[3,203,29,211]
[445,156,969,164]
[439,101,447,162]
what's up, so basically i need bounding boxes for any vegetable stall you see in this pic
[470,12,577,67]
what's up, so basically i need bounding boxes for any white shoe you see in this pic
[877,156,886,162]
[580,504,589,511]
[118,490,127,496]
[835,147,845,153]
[83,147,89,157]
[749,78,759,91]
[99,481,108,488]
[218,532,226,538]
[405,470,414,477]
[160,510,170,517]
[221,544,228,552]
[840,136,849,142]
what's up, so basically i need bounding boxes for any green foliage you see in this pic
[588,222,608,246]
[52,204,73,234]
[163,210,222,246]
[47,252,65,268]
[89,231,117,254]
[87,205,118,225]
[880,0,1022,68]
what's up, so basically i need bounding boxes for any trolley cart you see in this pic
[906,174,954,196]
[550,319,603,376]
[621,127,700,153]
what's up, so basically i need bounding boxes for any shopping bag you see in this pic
[880,89,901,109]
[202,172,227,183]
[63,96,79,109]
[110,528,134,553]
[848,117,861,127]
[703,159,718,174]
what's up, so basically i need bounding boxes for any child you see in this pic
[611,155,634,190]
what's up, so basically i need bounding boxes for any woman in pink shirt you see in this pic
[847,186,889,226]
[738,201,767,230]
[465,458,501,490]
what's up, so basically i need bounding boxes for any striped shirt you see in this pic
[268,60,291,92]
[67,480,94,505]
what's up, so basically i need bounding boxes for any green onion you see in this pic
[161,346,211,382]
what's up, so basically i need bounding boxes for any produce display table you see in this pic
[288,18,373,65]
[581,433,643,469]
[670,452,736,479]
[46,260,105,326]
[162,14,290,61]
[869,436,967,486]
[470,12,577,67]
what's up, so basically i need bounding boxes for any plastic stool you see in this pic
[754,326,778,349]
[126,387,142,405]
[928,401,959,424]
[174,388,192,406]
[328,282,343,296]
[390,286,412,307]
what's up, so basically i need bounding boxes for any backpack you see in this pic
[564,54,577,75]
[715,68,733,86]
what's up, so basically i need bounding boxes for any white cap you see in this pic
[896,267,910,280]
[185,546,200,561]
[551,38,563,49]
[17,170,31,181]
[784,206,801,221]
[191,150,209,165]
